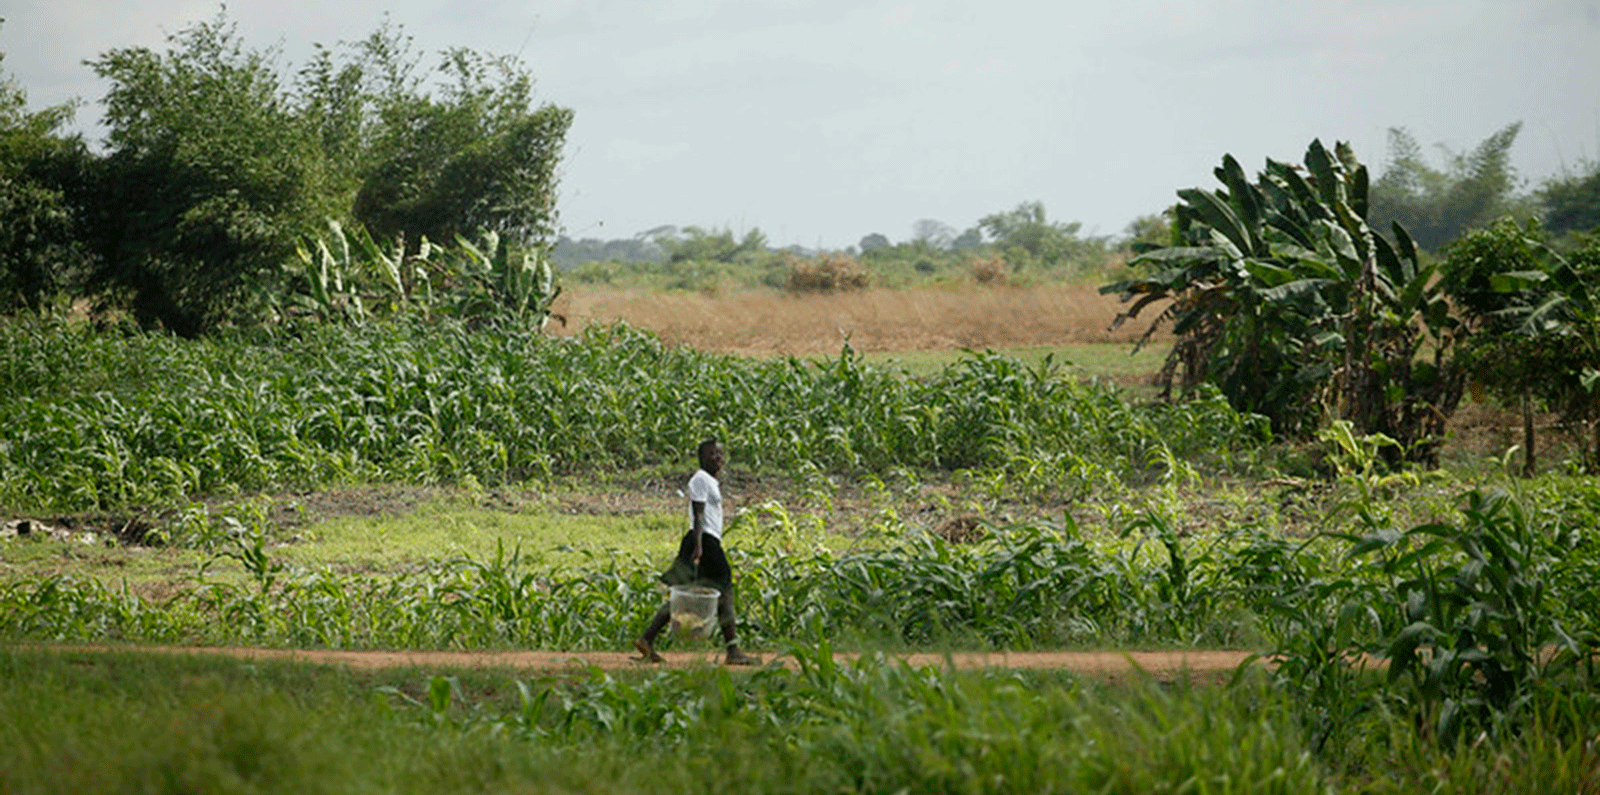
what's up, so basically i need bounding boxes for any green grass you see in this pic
[0,645,1321,795]
[6,644,1596,794]
[274,500,680,573]
[4,314,1600,792]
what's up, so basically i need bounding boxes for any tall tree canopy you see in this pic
[57,10,572,336]
[978,201,1104,273]
[87,14,332,335]
[349,30,572,248]
[1538,163,1600,237]
[0,34,92,314]
[1367,123,1529,250]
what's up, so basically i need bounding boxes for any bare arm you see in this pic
[691,500,706,567]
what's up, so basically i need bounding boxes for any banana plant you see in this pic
[1102,140,1465,462]
[289,219,432,322]
[444,230,562,329]
[290,219,366,323]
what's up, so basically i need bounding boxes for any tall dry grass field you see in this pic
[551,282,1161,356]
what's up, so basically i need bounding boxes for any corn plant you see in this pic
[1,317,1268,514]
[1348,488,1594,746]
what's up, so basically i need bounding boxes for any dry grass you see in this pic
[551,282,1165,357]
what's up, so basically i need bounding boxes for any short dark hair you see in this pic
[697,438,720,459]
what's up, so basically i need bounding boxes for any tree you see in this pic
[78,11,571,335]
[86,11,334,335]
[351,30,571,250]
[1441,219,1555,474]
[0,32,93,314]
[858,232,891,253]
[659,226,770,265]
[950,227,983,252]
[1120,212,1172,254]
[1537,162,1600,237]
[1103,140,1466,463]
[910,219,955,250]
[1463,226,1600,471]
[978,201,1103,273]
[1368,123,1530,250]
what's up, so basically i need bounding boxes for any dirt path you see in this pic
[38,644,1265,682]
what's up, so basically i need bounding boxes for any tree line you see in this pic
[4,12,1598,467]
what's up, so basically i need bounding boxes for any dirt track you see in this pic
[40,644,1266,682]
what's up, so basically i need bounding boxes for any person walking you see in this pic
[634,438,760,666]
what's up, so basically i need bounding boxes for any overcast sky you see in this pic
[4,0,1599,249]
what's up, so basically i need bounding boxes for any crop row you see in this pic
[5,485,1598,754]
[5,488,1595,655]
[0,317,1268,512]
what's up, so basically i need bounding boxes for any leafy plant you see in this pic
[437,230,562,328]
[1103,139,1467,463]
[1347,489,1591,746]
[1478,230,1600,470]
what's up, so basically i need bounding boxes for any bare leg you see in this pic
[718,585,759,665]
[634,603,670,662]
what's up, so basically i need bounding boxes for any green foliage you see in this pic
[6,478,1600,790]
[1259,486,1600,756]
[289,219,565,328]
[856,236,984,287]
[1119,211,1174,255]
[1369,123,1533,250]
[4,11,571,336]
[561,226,786,291]
[1103,140,1466,462]
[1538,161,1600,237]
[85,12,336,336]
[559,208,1110,291]
[288,219,376,323]
[434,230,562,328]
[0,497,1309,651]
[551,233,666,270]
[978,200,1108,274]
[0,318,1264,514]
[660,226,775,267]
[1448,223,1600,469]
[0,38,93,315]
[1349,489,1590,746]
[9,643,1600,795]
[0,648,1342,795]
[350,29,571,248]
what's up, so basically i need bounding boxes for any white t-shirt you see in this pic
[687,469,723,540]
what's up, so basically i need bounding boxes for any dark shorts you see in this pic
[660,531,732,594]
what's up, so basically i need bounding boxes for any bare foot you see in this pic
[724,648,760,666]
[634,637,663,663]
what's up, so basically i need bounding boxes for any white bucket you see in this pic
[669,585,720,637]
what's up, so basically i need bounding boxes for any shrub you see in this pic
[785,252,869,293]
[968,253,1008,285]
